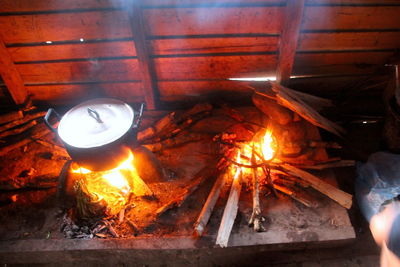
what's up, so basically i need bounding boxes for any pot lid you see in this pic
[58,98,134,148]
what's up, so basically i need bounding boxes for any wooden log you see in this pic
[252,93,293,125]
[216,167,242,248]
[0,110,23,125]
[0,38,27,104]
[143,132,210,152]
[0,123,51,157]
[276,0,304,85]
[0,111,45,133]
[273,183,313,208]
[137,112,175,142]
[299,160,356,170]
[279,163,353,209]
[121,168,153,197]
[128,0,158,110]
[193,172,227,237]
[270,82,345,136]
[0,120,37,139]
[34,139,70,158]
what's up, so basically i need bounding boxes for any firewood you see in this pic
[0,123,51,157]
[252,93,293,125]
[156,165,215,217]
[193,172,227,237]
[278,163,352,209]
[273,183,313,208]
[143,132,210,152]
[0,110,23,125]
[34,139,70,158]
[216,168,242,248]
[121,169,153,197]
[0,111,46,133]
[0,120,37,139]
[248,149,264,232]
[298,160,356,170]
[270,82,345,136]
[137,103,212,142]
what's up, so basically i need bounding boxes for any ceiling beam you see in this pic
[128,1,158,110]
[276,0,305,85]
[0,37,28,105]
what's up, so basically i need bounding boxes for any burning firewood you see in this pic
[193,171,227,237]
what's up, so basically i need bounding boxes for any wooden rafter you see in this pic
[127,1,158,110]
[0,37,28,105]
[276,0,305,85]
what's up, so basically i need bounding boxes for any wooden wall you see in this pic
[0,0,399,109]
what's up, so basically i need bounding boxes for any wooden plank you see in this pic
[151,37,279,55]
[298,32,400,51]
[7,41,136,62]
[154,55,277,80]
[16,59,141,84]
[128,1,158,110]
[0,11,131,44]
[0,38,27,104]
[0,0,124,12]
[144,7,284,36]
[143,0,286,6]
[302,6,400,30]
[26,83,144,105]
[276,0,305,85]
[293,51,394,76]
[306,0,400,5]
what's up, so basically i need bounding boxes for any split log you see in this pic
[299,160,356,170]
[137,112,175,142]
[0,120,37,139]
[143,132,210,152]
[273,183,313,208]
[270,82,345,136]
[193,172,227,237]
[279,163,353,209]
[0,111,46,133]
[0,123,51,157]
[121,168,153,197]
[216,167,242,248]
[0,110,23,125]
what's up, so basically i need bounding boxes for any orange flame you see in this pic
[261,129,276,161]
[71,151,138,216]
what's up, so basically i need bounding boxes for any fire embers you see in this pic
[69,150,151,219]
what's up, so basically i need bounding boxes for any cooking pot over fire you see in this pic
[44,98,144,171]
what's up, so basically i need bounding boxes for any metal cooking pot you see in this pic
[44,98,144,171]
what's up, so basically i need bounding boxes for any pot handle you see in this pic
[133,103,145,129]
[44,108,61,133]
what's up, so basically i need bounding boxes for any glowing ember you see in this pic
[71,150,139,217]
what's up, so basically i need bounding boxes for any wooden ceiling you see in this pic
[0,0,399,109]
